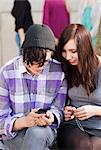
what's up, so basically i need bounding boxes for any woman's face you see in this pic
[62,39,79,66]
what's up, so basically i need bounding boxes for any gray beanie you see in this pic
[22,24,55,51]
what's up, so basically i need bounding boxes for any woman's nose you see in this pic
[66,52,72,60]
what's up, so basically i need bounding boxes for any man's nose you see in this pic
[39,66,44,70]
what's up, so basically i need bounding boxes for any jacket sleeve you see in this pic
[0,71,24,139]
[11,1,26,30]
[49,74,67,129]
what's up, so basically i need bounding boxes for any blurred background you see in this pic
[0,0,100,67]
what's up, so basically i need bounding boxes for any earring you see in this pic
[24,60,27,64]
[28,64,31,68]
[24,61,28,68]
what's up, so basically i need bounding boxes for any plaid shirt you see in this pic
[0,56,67,139]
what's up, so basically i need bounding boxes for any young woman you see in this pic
[43,0,70,46]
[57,24,101,150]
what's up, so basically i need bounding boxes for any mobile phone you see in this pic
[37,109,47,114]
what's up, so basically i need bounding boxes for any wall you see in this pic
[0,0,81,67]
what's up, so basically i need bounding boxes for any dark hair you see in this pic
[23,47,53,67]
[58,24,99,95]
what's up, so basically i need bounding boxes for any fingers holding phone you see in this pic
[36,110,54,126]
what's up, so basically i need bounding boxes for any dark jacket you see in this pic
[11,0,33,32]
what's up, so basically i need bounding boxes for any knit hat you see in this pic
[22,24,55,51]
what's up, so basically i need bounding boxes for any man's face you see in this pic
[25,50,53,75]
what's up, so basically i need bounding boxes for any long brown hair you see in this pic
[58,24,99,95]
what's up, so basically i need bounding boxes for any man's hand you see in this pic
[13,109,43,131]
[13,109,54,131]
[36,111,54,126]
[24,109,43,127]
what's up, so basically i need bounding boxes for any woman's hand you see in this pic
[74,105,96,120]
[64,106,76,121]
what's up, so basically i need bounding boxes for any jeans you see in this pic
[0,140,8,150]
[16,33,22,55]
[3,126,56,150]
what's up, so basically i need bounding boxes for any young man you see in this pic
[0,24,67,150]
